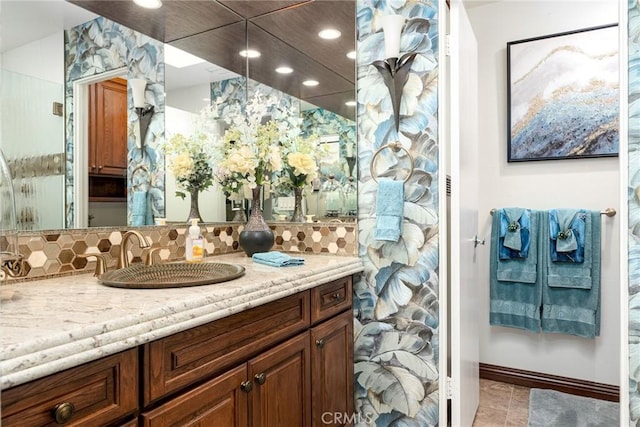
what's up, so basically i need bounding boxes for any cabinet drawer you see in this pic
[310,276,352,324]
[1,348,138,427]
[144,291,310,404]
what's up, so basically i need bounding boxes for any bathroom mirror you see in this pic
[0,0,356,230]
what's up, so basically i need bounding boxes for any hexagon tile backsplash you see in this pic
[2,223,357,282]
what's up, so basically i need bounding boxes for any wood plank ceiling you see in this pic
[68,0,356,120]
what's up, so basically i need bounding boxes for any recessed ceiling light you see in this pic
[346,51,356,59]
[164,44,205,68]
[275,66,294,74]
[133,0,162,9]
[239,49,261,58]
[345,101,356,106]
[302,80,319,87]
[318,29,341,40]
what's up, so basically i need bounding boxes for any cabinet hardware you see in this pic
[240,380,253,392]
[316,339,325,348]
[98,165,103,170]
[332,293,341,300]
[91,164,96,170]
[254,372,266,385]
[52,402,75,424]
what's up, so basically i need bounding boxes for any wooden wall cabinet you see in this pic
[1,276,354,427]
[89,78,128,177]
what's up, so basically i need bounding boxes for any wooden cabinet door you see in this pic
[310,310,354,427]
[89,78,128,176]
[248,332,311,427]
[141,364,249,427]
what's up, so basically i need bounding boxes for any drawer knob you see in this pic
[52,402,75,424]
[254,372,267,385]
[240,380,253,393]
[332,293,341,300]
[316,338,325,349]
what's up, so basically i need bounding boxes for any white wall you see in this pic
[467,1,620,385]
[2,32,64,84]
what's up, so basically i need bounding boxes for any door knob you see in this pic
[52,402,75,424]
[473,235,485,248]
[254,372,266,385]
[316,338,325,348]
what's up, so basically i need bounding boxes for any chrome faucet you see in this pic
[118,231,151,269]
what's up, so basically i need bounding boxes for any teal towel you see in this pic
[252,251,304,267]
[375,178,404,242]
[131,191,152,226]
[496,209,538,283]
[555,209,579,252]
[503,208,525,251]
[490,210,543,332]
[542,211,601,338]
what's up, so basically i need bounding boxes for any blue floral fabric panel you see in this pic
[549,209,586,263]
[498,208,531,260]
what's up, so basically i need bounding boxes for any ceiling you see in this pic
[68,0,357,119]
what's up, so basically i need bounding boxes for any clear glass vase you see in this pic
[290,186,306,222]
[239,185,274,256]
[187,187,202,223]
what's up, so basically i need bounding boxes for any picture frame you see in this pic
[507,24,619,162]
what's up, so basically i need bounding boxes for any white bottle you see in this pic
[186,219,205,263]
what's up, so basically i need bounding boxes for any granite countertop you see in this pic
[0,253,363,390]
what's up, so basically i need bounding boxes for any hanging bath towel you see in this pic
[541,210,601,338]
[499,207,532,260]
[490,209,543,332]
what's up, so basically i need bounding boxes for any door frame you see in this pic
[72,67,127,228]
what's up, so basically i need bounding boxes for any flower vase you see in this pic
[290,187,306,222]
[188,188,202,222]
[239,186,274,256]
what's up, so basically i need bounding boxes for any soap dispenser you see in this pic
[186,219,205,263]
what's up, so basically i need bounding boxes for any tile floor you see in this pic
[472,379,530,427]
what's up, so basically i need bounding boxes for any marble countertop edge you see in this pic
[1,258,362,359]
[1,260,363,389]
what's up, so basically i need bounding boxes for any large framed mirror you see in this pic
[0,0,356,231]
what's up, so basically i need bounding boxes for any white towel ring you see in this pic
[370,142,414,184]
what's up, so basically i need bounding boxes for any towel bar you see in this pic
[370,142,414,183]
[489,208,616,217]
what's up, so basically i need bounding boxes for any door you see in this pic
[310,310,354,426]
[89,78,128,177]
[248,332,311,427]
[449,0,480,426]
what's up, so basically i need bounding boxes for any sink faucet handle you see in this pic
[145,247,162,266]
[77,254,107,276]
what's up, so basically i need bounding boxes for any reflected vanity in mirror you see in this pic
[0,0,356,231]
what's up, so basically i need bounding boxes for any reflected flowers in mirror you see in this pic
[163,133,214,198]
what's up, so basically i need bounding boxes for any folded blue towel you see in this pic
[499,208,531,259]
[490,210,543,332]
[252,251,305,267]
[549,209,586,263]
[542,210,601,338]
[375,178,404,242]
[131,191,152,226]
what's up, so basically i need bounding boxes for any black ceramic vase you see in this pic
[239,186,274,256]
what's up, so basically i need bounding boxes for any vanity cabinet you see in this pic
[88,77,128,177]
[0,348,138,426]
[1,275,354,427]
[142,276,353,427]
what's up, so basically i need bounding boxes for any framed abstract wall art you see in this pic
[507,24,619,162]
